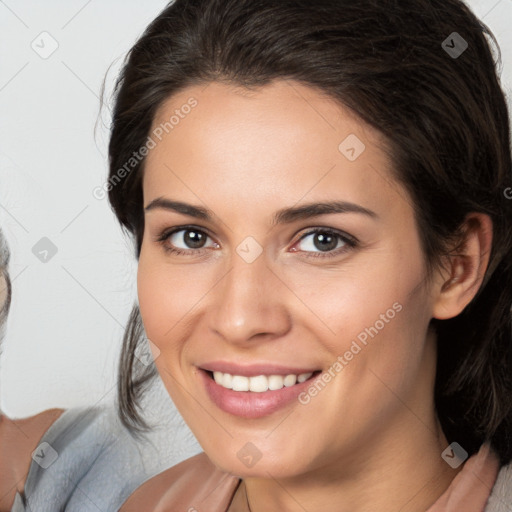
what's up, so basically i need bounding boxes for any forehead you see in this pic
[143,80,408,221]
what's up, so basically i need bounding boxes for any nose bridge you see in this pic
[210,246,290,344]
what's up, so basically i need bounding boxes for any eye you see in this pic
[156,226,218,256]
[291,228,358,259]
[156,225,358,259]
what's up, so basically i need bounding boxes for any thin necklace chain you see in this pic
[243,480,252,512]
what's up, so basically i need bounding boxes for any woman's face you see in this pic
[138,80,442,478]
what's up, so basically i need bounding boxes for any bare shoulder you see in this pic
[0,408,65,511]
[120,451,221,512]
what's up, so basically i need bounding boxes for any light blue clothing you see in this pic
[10,379,202,512]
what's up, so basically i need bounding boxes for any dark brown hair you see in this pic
[107,0,512,464]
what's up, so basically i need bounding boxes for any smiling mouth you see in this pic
[205,370,321,392]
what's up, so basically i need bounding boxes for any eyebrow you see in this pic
[144,198,378,225]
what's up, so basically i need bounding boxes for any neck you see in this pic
[231,330,461,512]
[236,419,458,512]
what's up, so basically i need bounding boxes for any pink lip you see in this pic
[198,368,320,419]
[199,361,319,377]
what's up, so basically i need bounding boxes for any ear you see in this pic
[432,213,493,320]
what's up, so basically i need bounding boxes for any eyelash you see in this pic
[155,225,358,259]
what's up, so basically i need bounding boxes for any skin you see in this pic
[128,80,492,511]
[0,408,64,511]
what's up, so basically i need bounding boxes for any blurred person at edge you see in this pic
[0,230,65,511]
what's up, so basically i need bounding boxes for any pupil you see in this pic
[315,233,336,252]
[185,230,205,248]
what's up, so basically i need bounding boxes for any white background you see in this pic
[0,0,511,418]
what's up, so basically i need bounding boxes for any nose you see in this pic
[209,249,291,346]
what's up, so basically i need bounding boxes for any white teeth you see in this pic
[232,375,250,391]
[222,372,233,389]
[297,373,311,383]
[211,371,313,392]
[284,374,297,387]
[249,375,268,393]
[268,375,284,390]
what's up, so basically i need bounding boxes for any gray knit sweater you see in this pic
[10,378,202,512]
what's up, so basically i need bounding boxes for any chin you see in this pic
[202,440,311,479]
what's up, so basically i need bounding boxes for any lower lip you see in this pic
[199,369,319,419]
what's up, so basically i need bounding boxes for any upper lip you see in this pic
[199,361,320,377]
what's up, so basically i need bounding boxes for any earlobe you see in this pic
[432,213,493,320]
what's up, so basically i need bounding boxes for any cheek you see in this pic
[137,252,204,342]
[136,249,225,380]
[137,252,183,366]
[326,275,432,426]
[280,244,426,354]
[296,250,432,418]
[136,255,195,404]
